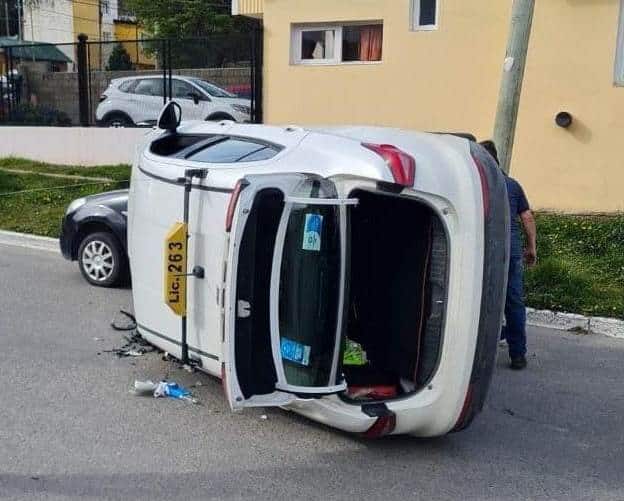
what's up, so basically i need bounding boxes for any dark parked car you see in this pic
[60,190,129,287]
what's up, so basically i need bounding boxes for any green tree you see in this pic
[124,0,249,39]
[106,43,134,71]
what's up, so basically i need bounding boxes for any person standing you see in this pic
[480,140,537,370]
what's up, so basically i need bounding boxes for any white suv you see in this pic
[96,76,251,127]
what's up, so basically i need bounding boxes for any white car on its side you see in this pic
[128,104,509,438]
[96,75,251,127]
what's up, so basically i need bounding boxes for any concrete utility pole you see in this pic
[492,0,535,174]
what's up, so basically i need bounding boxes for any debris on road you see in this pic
[105,331,156,358]
[133,380,198,404]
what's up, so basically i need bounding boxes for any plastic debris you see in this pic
[183,364,194,373]
[260,414,268,420]
[343,339,367,366]
[133,380,198,404]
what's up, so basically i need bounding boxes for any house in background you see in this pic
[233,0,624,213]
[0,36,72,73]
[21,0,154,70]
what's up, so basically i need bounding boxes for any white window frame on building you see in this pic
[410,0,439,32]
[291,22,383,66]
[615,0,624,85]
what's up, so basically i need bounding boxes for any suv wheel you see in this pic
[78,232,127,287]
[103,113,133,128]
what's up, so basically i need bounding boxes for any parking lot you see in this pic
[1,243,623,501]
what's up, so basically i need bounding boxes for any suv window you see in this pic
[118,79,137,93]
[172,80,198,100]
[133,78,164,97]
[185,138,281,163]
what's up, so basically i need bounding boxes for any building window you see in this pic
[411,0,438,31]
[291,23,383,65]
[616,0,624,85]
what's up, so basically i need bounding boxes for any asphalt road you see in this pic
[1,244,623,501]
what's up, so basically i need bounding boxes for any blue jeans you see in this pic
[501,256,527,358]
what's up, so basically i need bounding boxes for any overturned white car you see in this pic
[128,104,509,437]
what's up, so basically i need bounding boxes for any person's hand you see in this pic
[524,247,537,267]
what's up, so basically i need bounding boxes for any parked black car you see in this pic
[60,190,129,287]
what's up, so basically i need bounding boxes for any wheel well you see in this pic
[206,112,235,122]
[102,111,134,125]
[73,222,117,259]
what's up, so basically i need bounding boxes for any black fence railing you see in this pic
[0,29,262,127]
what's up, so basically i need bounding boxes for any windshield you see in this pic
[189,78,237,98]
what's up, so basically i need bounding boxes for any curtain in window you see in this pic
[359,25,383,61]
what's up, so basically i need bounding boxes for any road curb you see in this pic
[527,308,624,339]
[0,230,59,253]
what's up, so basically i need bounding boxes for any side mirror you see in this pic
[187,92,201,105]
[157,101,181,132]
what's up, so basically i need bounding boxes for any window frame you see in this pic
[615,0,624,86]
[290,22,383,66]
[410,0,439,32]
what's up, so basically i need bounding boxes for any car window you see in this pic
[172,80,196,99]
[133,79,164,97]
[185,138,280,163]
[118,80,137,93]
[188,78,236,98]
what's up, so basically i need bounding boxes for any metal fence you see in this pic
[0,30,262,127]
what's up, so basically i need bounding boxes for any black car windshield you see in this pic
[189,78,236,98]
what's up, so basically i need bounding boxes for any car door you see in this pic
[222,173,358,409]
[132,78,165,123]
[172,79,208,121]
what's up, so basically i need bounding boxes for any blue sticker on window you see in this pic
[302,213,323,251]
[281,337,311,366]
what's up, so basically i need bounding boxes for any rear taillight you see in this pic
[225,180,244,232]
[471,153,490,217]
[99,94,107,102]
[362,143,416,187]
[363,414,397,439]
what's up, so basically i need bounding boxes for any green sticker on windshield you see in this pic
[302,213,323,251]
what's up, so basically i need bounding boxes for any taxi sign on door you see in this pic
[164,222,187,316]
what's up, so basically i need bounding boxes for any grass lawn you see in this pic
[0,158,130,237]
[526,213,624,319]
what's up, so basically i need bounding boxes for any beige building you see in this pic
[233,0,624,213]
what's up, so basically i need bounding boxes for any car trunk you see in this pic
[342,189,448,401]
[231,184,448,404]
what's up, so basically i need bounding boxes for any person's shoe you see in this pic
[510,356,527,370]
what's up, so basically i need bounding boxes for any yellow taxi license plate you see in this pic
[164,222,187,316]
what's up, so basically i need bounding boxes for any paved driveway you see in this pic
[1,244,623,500]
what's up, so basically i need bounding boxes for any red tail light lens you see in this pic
[452,383,475,432]
[225,180,244,232]
[471,153,490,217]
[362,143,416,187]
[363,414,397,439]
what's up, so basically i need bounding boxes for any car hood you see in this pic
[85,189,129,210]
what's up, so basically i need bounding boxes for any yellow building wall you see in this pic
[114,22,155,69]
[512,0,624,213]
[236,0,264,18]
[263,0,511,140]
[261,0,624,213]
[73,0,102,67]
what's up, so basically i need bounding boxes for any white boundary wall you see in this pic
[0,127,151,166]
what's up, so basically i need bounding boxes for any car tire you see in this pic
[78,232,127,287]
[206,113,235,122]
[102,113,133,128]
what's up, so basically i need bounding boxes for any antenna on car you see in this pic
[157,101,182,133]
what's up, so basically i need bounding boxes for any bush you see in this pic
[525,213,624,319]
[106,43,134,71]
[4,103,72,127]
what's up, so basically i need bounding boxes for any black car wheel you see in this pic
[102,113,133,128]
[78,232,127,287]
